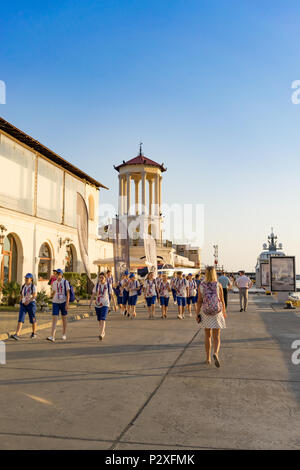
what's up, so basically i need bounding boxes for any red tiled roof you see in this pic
[114,154,166,172]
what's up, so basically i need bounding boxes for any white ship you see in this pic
[255,228,285,288]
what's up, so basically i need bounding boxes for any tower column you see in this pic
[118,175,123,215]
[148,177,153,216]
[123,175,127,215]
[132,175,141,215]
[155,173,159,216]
[142,171,146,214]
[126,173,131,215]
[159,175,162,215]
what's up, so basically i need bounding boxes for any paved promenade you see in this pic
[0,294,299,450]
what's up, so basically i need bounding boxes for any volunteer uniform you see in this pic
[176,278,188,306]
[52,279,70,316]
[144,279,157,307]
[187,279,197,304]
[114,280,123,306]
[158,280,171,307]
[93,281,110,321]
[18,284,37,324]
[170,276,178,303]
[128,279,140,306]
[121,277,129,306]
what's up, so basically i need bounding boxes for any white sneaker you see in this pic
[47,336,55,342]
[62,335,67,340]
[177,314,182,320]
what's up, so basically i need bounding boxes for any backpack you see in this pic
[64,280,75,303]
[113,285,121,297]
[202,282,222,315]
[131,280,142,296]
[137,282,142,296]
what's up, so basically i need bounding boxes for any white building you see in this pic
[0,117,113,292]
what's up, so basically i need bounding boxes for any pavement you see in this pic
[0,294,299,450]
[0,304,96,340]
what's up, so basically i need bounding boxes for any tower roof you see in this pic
[114,146,167,172]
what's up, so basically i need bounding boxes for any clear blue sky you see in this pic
[1,0,300,271]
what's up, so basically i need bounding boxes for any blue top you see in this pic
[218,275,231,288]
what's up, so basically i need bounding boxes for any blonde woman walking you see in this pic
[196,266,226,367]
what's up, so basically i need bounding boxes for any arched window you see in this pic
[38,243,51,280]
[1,234,18,283]
[88,195,95,221]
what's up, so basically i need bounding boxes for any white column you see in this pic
[149,178,153,215]
[118,175,123,215]
[155,174,159,216]
[123,176,127,215]
[159,175,162,215]
[134,178,140,215]
[127,173,131,215]
[142,172,146,214]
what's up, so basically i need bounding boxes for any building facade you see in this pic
[0,118,113,292]
[112,147,200,269]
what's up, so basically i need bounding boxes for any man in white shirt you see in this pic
[235,271,253,312]
[47,269,70,342]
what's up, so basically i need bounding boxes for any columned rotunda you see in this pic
[114,146,197,269]
[114,145,166,242]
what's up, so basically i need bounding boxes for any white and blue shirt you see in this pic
[52,279,70,304]
[21,284,36,304]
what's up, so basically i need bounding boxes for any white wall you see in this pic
[0,133,35,215]
[0,131,112,291]
[36,157,64,223]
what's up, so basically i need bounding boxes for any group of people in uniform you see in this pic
[112,270,203,320]
[9,267,249,367]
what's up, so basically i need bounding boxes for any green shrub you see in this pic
[1,281,21,306]
[36,289,50,305]
[63,272,87,297]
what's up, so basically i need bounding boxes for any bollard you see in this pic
[0,341,6,365]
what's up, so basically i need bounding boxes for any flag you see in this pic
[76,192,94,293]
[144,234,157,278]
[113,216,130,283]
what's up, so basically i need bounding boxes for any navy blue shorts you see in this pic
[187,296,197,305]
[52,302,68,316]
[18,302,36,324]
[117,295,123,305]
[128,294,138,306]
[95,306,109,321]
[146,295,156,307]
[177,296,187,307]
[160,297,169,307]
[122,290,129,305]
